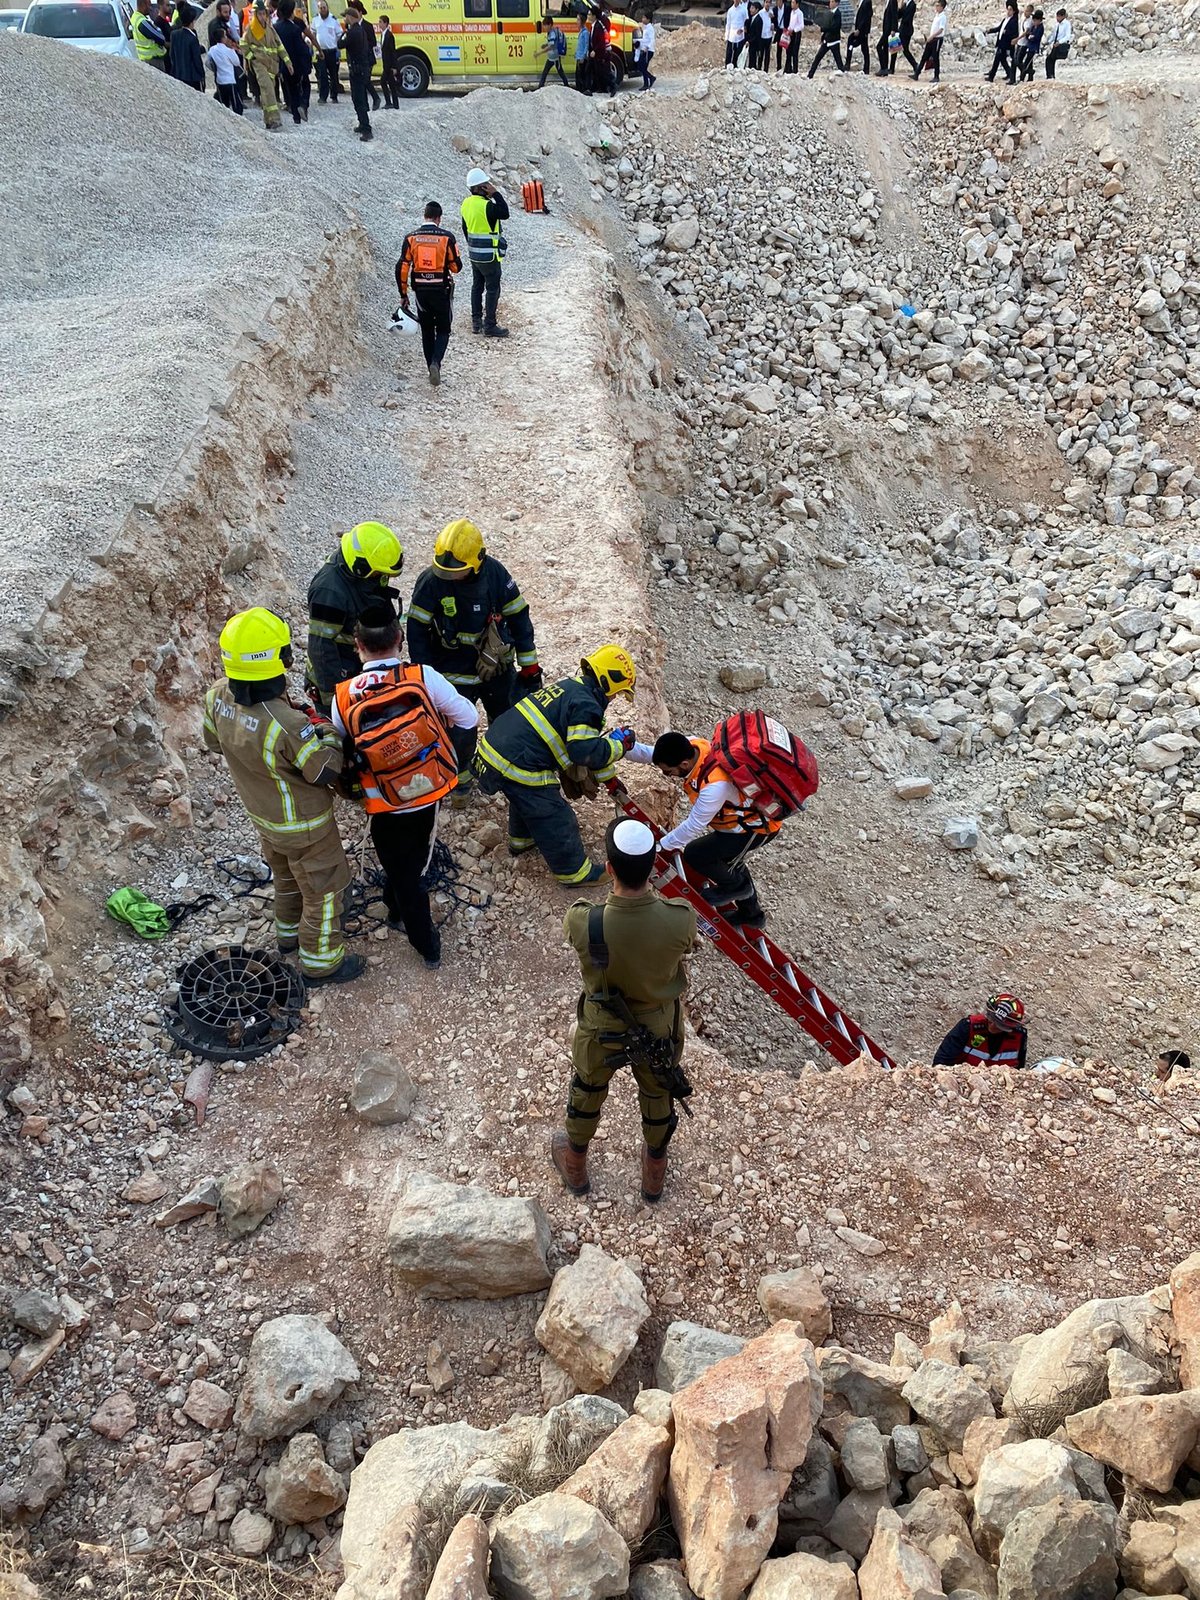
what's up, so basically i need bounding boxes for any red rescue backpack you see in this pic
[521,178,547,214]
[699,710,819,824]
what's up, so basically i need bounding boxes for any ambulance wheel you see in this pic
[396,53,431,96]
[610,52,625,86]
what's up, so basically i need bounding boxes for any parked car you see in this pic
[0,7,28,24]
[20,0,135,54]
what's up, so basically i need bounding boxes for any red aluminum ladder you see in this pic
[609,784,898,1072]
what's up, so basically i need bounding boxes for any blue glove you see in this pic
[610,725,636,752]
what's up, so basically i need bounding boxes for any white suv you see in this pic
[20,0,136,55]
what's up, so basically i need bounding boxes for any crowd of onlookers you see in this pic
[722,0,1072,82]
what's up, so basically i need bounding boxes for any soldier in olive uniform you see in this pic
[553,818,697,1203]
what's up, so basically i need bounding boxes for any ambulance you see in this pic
[358,0,640,96]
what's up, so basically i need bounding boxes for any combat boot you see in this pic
[551,1130,590,1195]
[641,1142,668,1203]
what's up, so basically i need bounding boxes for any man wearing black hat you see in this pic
[553,817,698,1204]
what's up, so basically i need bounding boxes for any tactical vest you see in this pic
[683,738,782,838]
[963,1014,1024,1067]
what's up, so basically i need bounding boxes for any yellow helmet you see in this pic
[341,521,404,577]
[433,518,486,577]
[581,644,637,701]
[219,608,292,682]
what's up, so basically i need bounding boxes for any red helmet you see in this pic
[986,992,1026,1028]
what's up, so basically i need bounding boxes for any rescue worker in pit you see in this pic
[331,606,479,972]
[554,818,698,1203]
[203,609,364,985]
[306,522,404,712]
[933,993,1029,1070]
[405,518,541,794]
[628,729,779,929]
[473,645,638,886]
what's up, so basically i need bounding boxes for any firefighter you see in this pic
[331,606,478,971]
[406,518,540,791]
[473,644,638,885]
[305,522,404,711]
[241,0,287,129]
[933,993,1028,1069]
[554,818,698,1203]
[396,200,463,387]
[630,729,779,929]
[202,609,363,985]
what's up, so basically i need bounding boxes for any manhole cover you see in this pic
[163,945,306,1061]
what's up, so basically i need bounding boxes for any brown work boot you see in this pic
[551,1131,590,1195]
[641,1143,669,1204]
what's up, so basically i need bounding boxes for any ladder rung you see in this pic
[754,937,771,961]
[833,1013,852,1043]
[856,1035,870,1056]
[783,964,800,991]
[807,986,827,1018]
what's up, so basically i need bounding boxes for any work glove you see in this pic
[518,664,544,692]
[610,725,636,753]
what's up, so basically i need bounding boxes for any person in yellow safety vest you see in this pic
[131,0,169,67]
[627,730,782,929]
[202,608,365,986]
[460,168,510,339]
[242,0,288,131]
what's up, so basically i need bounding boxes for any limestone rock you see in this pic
[633,1389,674,1430]
[427,1515,491,1600]
[235,1314,359,1441]
[858,1506,944,1600]
[123,1171,167,1204]
[558,1414,672,1546]
[902,1360,994,1449]
[218,1160,283,1239]
[719,661,767,693]
[995,1496,1117,1600]
[351,1050,416,1126]
[746,1552,858,1600]
[388,1173,552,1300]
[840,1417,889,1491]
[229,1508,275,1556]
[0,1434,66,1524]
[973,1439,1079,1555]
[264,1432,347,1523]
[756,1269,832,1344]
[89,1391,137,1442]
[664,218,700,252]
[943,816,980,850]
[902,1488,996,1598]
[490,1493,629,1600]
[1104,1346,1168,1398]
[535,1245,650,1393]
[816,1347,911,1431]
[1119,1519,1184,1595]
[894,776,933,800]
[11,1289,60,1338]
[825,1490,890,1561]
[1005,1294,1172,1414]
[336,1504,424,1600]
[1063,1391,1200,1493]
[1169,1251,1200,1389]
[630,1561,694,1600]
[184,1378,234,1431]
[657,1321,746,1393]
[668,1322,821,1600]
[961,1416,1026,1481]
[742,386,779,416]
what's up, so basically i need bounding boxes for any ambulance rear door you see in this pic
[462,0,496,71]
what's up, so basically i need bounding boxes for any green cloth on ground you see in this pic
[106,887,170,940]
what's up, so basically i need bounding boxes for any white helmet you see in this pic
[390,306,420,337]
[466,167,491,188]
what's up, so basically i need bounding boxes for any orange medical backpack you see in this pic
[335,665,457,814]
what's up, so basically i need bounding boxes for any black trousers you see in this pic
[807,37,844,74]
[724,38,743,64]
[348,66,371,132]
[682,831,769,916]
[370,804,438,959]
[381,59,400,105]
[875,32,890,70]
[1045,40,1068,74]
[282,62,311,117]
[470,262,502,331]
[785,32,802,68]
[892,32,918,67]
[539,54,568,84]
[1016,45,1037,77]
[217,81,243,113]
[575,56,591,92]
[316,46,340,99]
[414,287,453,368]
[845,31,870,69]
[987,41,1015,80]
[913,35,941,76]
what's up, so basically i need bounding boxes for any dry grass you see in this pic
[1012,1363,1111,1438]
[0,1539,336,1600]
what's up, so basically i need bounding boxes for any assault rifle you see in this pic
[586,903,694,1118]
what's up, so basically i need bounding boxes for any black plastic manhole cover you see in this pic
[163,945,306,1061]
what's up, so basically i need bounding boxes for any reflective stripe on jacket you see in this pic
[683,737,782,837]
[461,193,501,265]
[962,1014,1025,1067]
[477,675,622,787]
[406,556,536,686]
[202,683,342,844]
[132,9,168,58]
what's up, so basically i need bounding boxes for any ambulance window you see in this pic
[496,0,529,14]
[464,0,491,15]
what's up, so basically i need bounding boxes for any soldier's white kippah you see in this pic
[612,819,655,857]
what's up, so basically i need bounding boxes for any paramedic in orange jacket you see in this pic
[396,200,463,387]
[332,606,478,971]
[629,731,781,929]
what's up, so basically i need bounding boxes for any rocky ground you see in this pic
[2,21,1200,1600]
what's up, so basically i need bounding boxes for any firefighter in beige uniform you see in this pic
[203,608,364,985]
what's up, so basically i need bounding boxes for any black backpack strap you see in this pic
[587,903,609,971]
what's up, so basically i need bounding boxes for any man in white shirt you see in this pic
[912,0,945,79]
[312,0,343,100]
[724,0,748,66]
[1044,6,1070,74]
[635,11,656,87]
[331,606,479,970]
